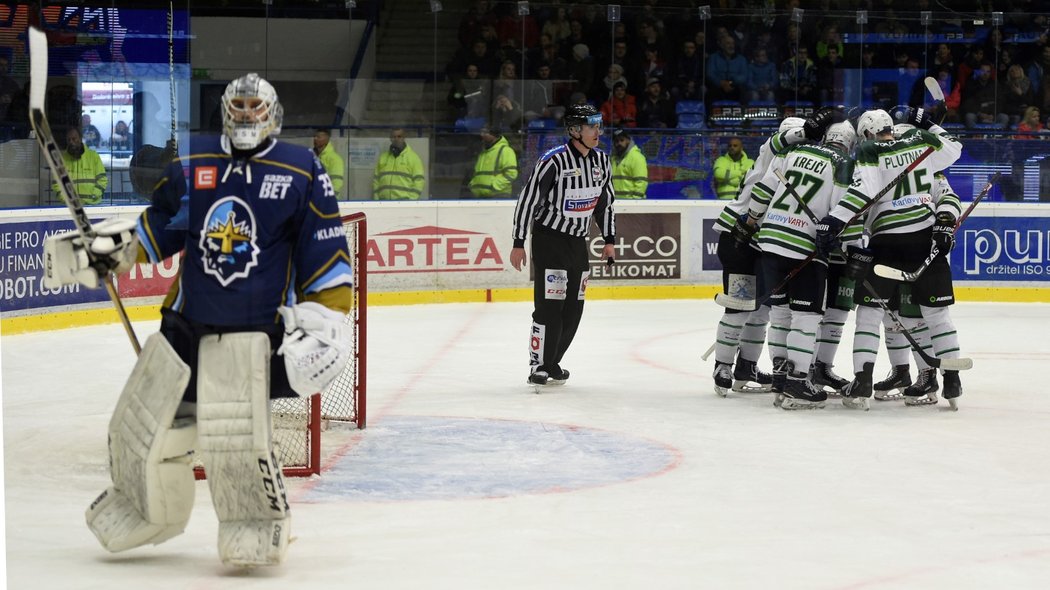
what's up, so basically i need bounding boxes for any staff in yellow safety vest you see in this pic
[313,129,345,196]
[373,128,425,200]
[610,128,648,199]
[468,126,518,197]
[712,136,753,199]
[55,127,107,205]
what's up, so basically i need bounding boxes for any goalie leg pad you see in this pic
[85,333,195,552]
[197,332,290,567]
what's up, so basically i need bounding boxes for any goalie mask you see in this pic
[222,73,284,150]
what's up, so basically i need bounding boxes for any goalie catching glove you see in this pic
[277,301,352,396]
[43,217,139,289]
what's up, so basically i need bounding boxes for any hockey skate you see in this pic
[549,365,570,383]
[713,362,733,398]
[528,366,569,393]
[771,357,789,408]
[841,363,874,411]
[780,371,828,410]
[903,368,939,406]
[873,364,911,401]
[810,361,848,397]
[942,370,962,411]
[732,356,773,393]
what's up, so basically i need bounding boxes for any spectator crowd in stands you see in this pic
[444,0,1050,135]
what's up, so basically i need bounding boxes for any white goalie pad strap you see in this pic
[197,332,290,567]
[85,333,195,552]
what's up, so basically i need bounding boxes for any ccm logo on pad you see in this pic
[195,166,218,189]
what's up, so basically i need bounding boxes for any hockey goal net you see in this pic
[195,212,367,479]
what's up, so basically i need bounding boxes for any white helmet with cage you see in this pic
[222,73,284,150]
[779,116,806,132]
[856,109,893,140]
[823,121,857,152]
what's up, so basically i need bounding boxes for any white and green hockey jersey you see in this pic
[827,126,962,242]
[748,143,855,260]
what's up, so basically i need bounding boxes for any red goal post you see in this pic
[195,212,367,479]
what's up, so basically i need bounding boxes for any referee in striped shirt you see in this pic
[510,103,616,387]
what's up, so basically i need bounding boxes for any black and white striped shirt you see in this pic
[512,141,616,247]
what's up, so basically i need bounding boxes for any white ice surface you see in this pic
[3,299,1050,589]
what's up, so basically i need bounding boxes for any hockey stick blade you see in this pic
[872,263,912,281]
[938,357,973,371]
[713,293,756,311]
[700,342,716,361]
[924,76,944,102]
[28,26,141,355]
[923,76,947,122]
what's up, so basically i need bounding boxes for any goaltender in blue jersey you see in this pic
[43,73,355,568]
[139,132,353,328]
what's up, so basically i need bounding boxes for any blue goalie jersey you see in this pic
[137,135,354,327]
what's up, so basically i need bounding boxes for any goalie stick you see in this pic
[28,27,141,355]
[860,279,973,372]
[715,145,937,311]
[873,172,1000,282]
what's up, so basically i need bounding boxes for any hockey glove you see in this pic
[815,215,845,259]
[42,217,139,290]
[730,213,758,246]
[844,245,875,281]
[931,211,957,256]
[278,302,353,396]
[802,107,841,141]
[893,106,935,130]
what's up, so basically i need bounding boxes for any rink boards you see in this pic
[1,200,1048,334]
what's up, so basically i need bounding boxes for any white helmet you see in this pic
[779,116,806,133]
[856,109,893,140]
[222,73,284,150]
[893,123,915,138]
[823,121,857,152]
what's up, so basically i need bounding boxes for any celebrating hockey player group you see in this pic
[710,92,973,412]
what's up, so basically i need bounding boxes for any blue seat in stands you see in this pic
[676,100,704,115]
[677,113,706,129]
[455,117,486,132]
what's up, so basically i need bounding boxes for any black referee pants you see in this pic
[528,225,590,373]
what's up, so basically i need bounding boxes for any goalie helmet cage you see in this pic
[194,212,367,479]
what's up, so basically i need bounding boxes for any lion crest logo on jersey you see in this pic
[199,196,260,286]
